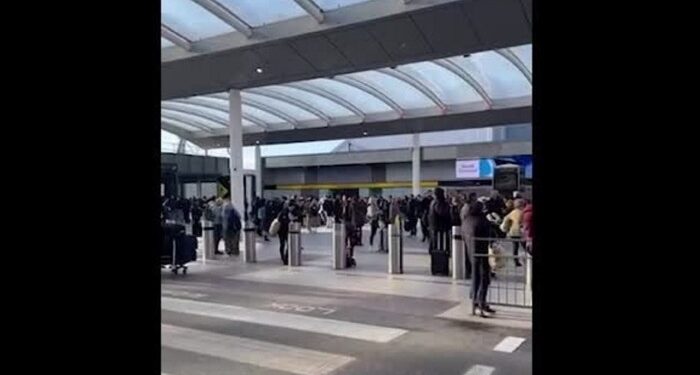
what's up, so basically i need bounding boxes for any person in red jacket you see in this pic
[522,201,533,254]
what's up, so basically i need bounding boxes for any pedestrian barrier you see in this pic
[472,236,532,308]
[289,222,302,267]
[243,224,257,263]
[201,219,215,264]
[388,217,403,274]
[332,222,346,269]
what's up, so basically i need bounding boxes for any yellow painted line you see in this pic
[276,181,438,190]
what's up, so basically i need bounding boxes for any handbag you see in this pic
[488,241,506,271]
[269,218,281,236]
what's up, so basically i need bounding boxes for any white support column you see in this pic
[411,133,421,196]
[254,144,263,198]
[228,90,245,218]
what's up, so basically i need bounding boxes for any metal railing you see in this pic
[471,236,532,308]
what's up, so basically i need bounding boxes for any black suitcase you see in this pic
[430,251,449,276]
[430,230,450,276]
[177,235,198,263]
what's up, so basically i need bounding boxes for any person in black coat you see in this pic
[276,207,291,265]
[191,198,203,237]
[428,187,452,253]
[419,194,433,242]
[470,201,496,317]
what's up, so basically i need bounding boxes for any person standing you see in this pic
[368,196,380,249]
[470,201,495,317]
[420,192,433,242]
[501,198,526,266]
[207,198,225,255]
[522,200,533,255]
[222,196,242,256]
[191,198,203,237]
[428,187,452,253]
[460,193,478,279]
[276,206,291,265]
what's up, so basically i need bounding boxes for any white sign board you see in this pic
[456,159,480,179]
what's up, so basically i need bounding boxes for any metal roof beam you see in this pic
[379,68,447,112]
[333,76,404,117]
[431,60,493,108]
[161,24,192,51]
[294,0,324,23]
[496,48,532,84]
[190,0,253,38]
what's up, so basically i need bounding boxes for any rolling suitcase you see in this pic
[430,230,450,276]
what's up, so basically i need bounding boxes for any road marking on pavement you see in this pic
[161,290,208,299]
[161,324,354,375]
[464,364,496,375]
[493,336,526,353]
[162,297,407,343]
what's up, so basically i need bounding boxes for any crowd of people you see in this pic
[162,188,533,318]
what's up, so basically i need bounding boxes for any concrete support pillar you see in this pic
[254,144,263,198]
[228,90,245,217]
[411,133,421,196]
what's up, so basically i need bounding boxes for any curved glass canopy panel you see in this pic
[163,101,229,122]
[162,0,234,41]
[161,37,174,48]
[509,44,532,73]
[162,130,181,152]
[397,62,484,106]
[242,92,320,122]
[160,44,531,143]
[447,52,531,100]
[345,70,434,110]
[161,109,226,129]
[316,0,372,10]
[162,117,202,132]
[264,85,356,119]
[216,0,307,26]
[304,78,394,116]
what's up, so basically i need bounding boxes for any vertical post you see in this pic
[254,145,263,198]
[388,217,403,274]
[289,222,302,267]
[451,226,465,279]
[229,90,249,260]
[411,133,420,196]
[332,222,346,269]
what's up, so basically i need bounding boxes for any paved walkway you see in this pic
[162,230,532,375]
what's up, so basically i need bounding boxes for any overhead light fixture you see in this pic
[255,67,264,74]
[362,131,368,136]
[255,140,260,144]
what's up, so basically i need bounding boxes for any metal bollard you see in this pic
[332,222,346,269]
[243,224,256,263]
[202,219,215,264]
[451,226,466,280]
[289,222,302,267]
[525,253,532,291]
[388,218,403,274]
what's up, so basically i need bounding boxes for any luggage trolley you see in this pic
[161,222,197,275]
